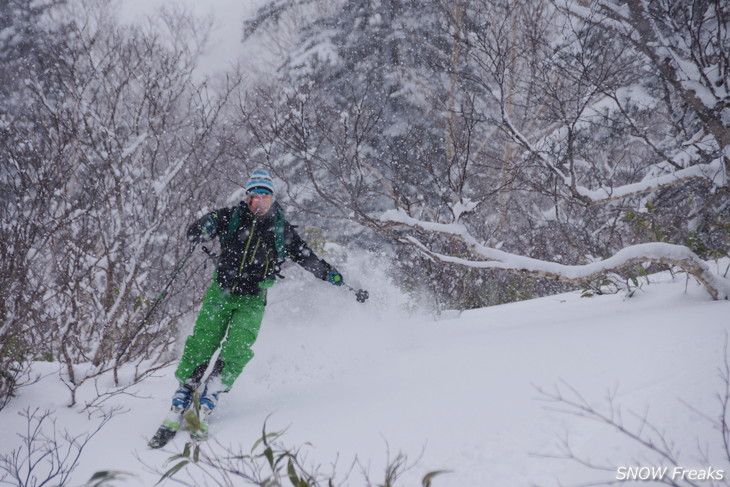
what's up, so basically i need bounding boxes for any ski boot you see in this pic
[171,383,195,412]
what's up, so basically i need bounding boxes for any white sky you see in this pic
[116,0,268,76]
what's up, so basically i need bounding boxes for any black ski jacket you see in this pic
[187,201,334,296]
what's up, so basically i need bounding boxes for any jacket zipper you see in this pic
[249,239,261,264]
[263,249,271,278]
[231,219,257,294]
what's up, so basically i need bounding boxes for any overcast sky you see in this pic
[116,0,267,75]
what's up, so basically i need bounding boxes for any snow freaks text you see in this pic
[616,466,724,482]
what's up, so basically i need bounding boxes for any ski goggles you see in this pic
[246,189,274,215]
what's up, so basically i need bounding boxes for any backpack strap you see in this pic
[273,205,286,262]
[221,204,286,262]
[222,207,241,245]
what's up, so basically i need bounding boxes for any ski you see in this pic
[149,383,219,447]
[148,384,197,449]
[148,414,183,449]
[148,411,209,448]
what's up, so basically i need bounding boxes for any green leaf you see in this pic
[422,470,451,486]
[156,460,189,485]
[184,408,202,431]
[88,471,112,480]
[252,431,282,452]
[629,273,638,287]
[287,458,302,486]
[264,446,275,468]
[86,470,129,486]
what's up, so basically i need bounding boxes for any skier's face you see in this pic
[246,191,274,216]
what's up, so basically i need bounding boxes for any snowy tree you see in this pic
[546,0,729,229]
[0,0,72,409]
[1,3,243,407]
[369,0,730,300]
[380,0,730,299]
[240,0,729,304]
[238,0,507,307]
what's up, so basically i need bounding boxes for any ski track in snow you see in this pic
[2,265,729,486]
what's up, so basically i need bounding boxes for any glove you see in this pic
[187,215,217,243]
[199,215,217,236]
[326,269,344,286]
[187,230,203,243]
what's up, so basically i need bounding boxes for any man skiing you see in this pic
[149,169,365,448]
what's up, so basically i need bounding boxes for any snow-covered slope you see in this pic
[2,260,729,486]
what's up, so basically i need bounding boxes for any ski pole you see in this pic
[115,243,198,365]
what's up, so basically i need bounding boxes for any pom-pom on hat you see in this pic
[245,169,275,195]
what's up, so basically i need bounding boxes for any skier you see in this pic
[150,169,366,448]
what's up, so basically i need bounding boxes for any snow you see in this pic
[450,199,478,220]
[2,258,729,486]
[576,158,727,201]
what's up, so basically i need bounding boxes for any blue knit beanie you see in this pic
[245,169,275,194]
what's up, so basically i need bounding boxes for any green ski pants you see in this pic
[175,280,266,389]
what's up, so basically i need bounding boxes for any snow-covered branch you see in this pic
[380,209,730,300]
[500,97,727,206]
[554,0,730,149]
